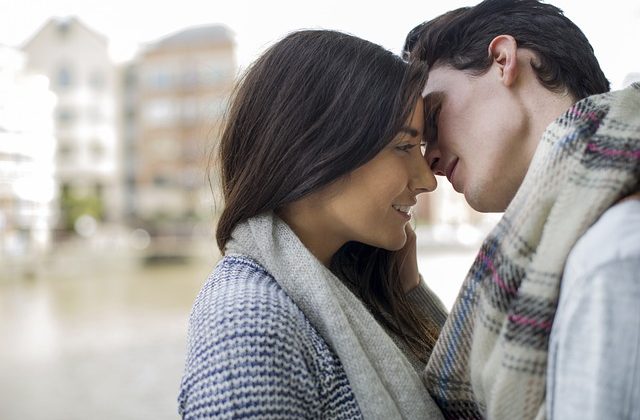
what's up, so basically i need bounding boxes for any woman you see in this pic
[178,30,446,419]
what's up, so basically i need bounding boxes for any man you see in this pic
[404,0,640,419]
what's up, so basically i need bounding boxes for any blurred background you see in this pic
[1,0,638,418]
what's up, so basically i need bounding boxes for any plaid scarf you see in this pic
[424,83,640,419]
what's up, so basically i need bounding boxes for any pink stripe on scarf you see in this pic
[509,314,553,331]
[481,255,518,295]
[587,143,640,159]
[570,109,601,124]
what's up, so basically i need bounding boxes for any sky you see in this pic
[1,0,639,89]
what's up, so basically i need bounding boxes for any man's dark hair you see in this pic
[404,0,610,99]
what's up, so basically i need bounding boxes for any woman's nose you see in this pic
[409,152,437,194]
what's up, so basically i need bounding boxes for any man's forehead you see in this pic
[422,86,434,99]
[420,65,452,97]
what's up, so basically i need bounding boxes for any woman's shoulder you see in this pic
[191,254,302,325]
[212,253,273,282]
[187,254,331,364]
[180,254,362,418]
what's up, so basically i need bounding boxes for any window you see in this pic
[56,20,71,37]
[57,66,73,88]
[148,69,172,90]
[153,174,171,187]
[57,141,74,161]
[56,107,75,125]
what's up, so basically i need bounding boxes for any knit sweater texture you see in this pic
[178,255,363,419]
[224,213,444,419]
[179,212,447,419]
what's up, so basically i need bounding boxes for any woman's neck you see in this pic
[278,201,343,267]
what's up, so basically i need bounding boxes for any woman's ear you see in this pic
[488,34,519,87]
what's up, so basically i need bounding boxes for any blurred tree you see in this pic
[60,185,104,232]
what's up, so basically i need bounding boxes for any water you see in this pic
[0,243,213,420]
[0,242,475,420]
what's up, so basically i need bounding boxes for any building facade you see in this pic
[131,25,235,239]
[21,17,122,232]
[0,45,57,261]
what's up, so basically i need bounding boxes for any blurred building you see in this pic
[21,17,122,232]
[119,61,140,226]
[0,45,57,259]
[623,72,640,87]
[130,25,235,240]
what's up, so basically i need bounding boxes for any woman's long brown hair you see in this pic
[214,30,439,361]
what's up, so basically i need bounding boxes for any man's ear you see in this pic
[488,35,518,87]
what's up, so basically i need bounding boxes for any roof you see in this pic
[21,16,108,50]
[147,24,234,51]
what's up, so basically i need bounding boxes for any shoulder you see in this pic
[179,255,360,418]
[556,199,640,319]
[186,255,315,358]
[554,84,640,142]
[563,199,640,287]
[583,82,640,112]
[190,255,304,325]
[548,199,640,419]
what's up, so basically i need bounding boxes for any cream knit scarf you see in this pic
[425,83,640,419]
[226,213,444,419]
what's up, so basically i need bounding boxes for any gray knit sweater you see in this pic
[179,255,447,419]
[179,213,447,419]
[178,255,363,419]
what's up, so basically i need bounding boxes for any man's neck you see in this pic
[529,88,577,147]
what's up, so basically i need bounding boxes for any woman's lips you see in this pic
[392,204,413,221]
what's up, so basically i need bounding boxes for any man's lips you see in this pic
[445,159,459,184]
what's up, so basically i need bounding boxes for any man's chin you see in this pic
[464,189,509,213]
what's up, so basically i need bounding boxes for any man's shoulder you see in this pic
[564,199,640,282]
[584,82,640,106]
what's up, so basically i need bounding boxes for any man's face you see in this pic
[423,64,534,212]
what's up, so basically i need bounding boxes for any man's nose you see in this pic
[425,146,445,176]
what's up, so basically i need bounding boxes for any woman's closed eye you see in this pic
[395,140,425,154]
[396,143,418,153]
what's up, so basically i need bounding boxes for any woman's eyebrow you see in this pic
[399,127,419,137]
[423,92,444,115]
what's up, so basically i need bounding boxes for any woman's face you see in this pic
[314,99,437,252]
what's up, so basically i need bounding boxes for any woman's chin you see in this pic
[373,235,407,252]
